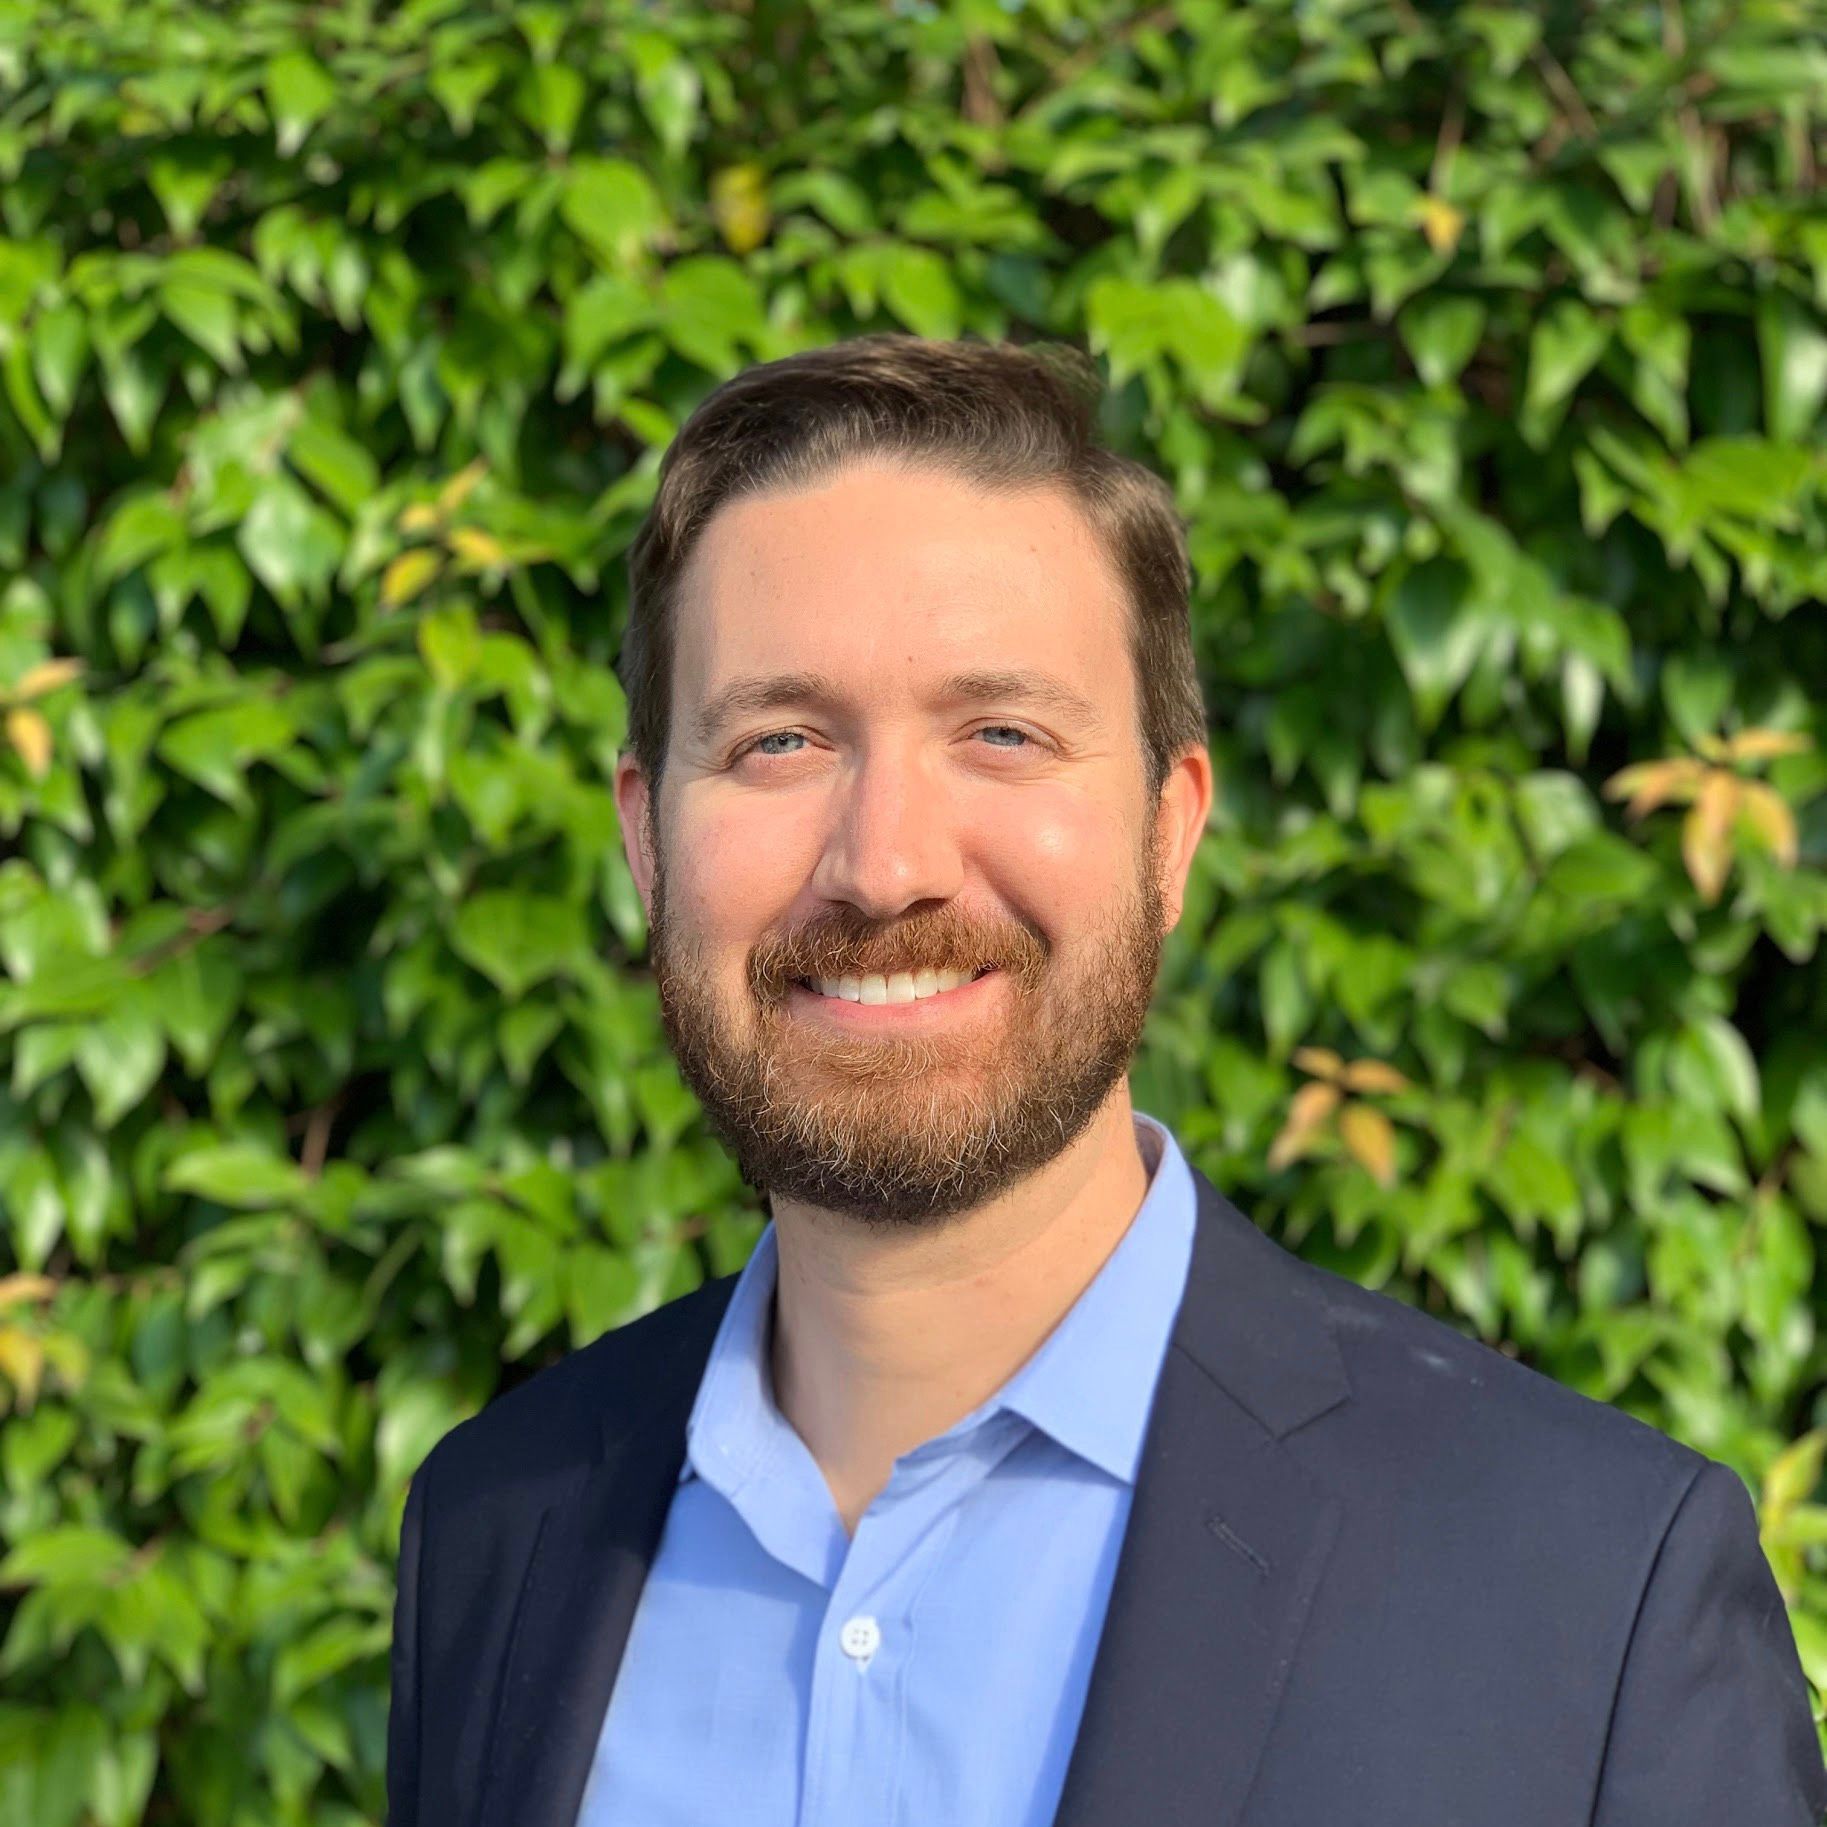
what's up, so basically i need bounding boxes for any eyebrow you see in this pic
[686,667,1105,748]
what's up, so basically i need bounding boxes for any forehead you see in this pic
[671,461,1130,700]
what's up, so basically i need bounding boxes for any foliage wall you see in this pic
[1,0,1826,1820]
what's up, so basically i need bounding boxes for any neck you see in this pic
[766,1085,1155,1536]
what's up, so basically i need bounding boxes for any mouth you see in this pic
[785,965,1002,1021]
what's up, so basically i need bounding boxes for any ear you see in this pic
[1154,741,1214,934]
[613,751,657,919]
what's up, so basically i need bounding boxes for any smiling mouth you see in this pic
[790,965,998,1004]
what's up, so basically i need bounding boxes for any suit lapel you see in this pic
[1050,1166,1351,1827]
[475,1277,737,1827]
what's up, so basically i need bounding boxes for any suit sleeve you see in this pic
[386,1462,429,1827]
[1591,1459,1827,1826]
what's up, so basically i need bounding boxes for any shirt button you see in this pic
[839,1615,881,1665]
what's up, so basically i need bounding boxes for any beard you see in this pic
[645,816,1168,1231]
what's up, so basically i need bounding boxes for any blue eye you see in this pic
[749,731,806,757]
[977,725,1030,748]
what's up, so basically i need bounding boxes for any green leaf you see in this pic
[1397,294,1485,386]
[418,601,482,689]
[236,477,345,610]
[658,257,767,374]
[560,158,668,265]
[287,413,380,516]
[149,942,242,1076]
[29,300,89,420]
[1522,299,1608,442]
[880,246,964,341]
[450,891,590,999]
[0,1525,132,1586]
[159,275,241,372]
[1384,560,1487,731]
[265,50,337,158]
[273,1615,391,1705]
[1545,833,1664,905]
[156,697,299,810]
[1755,290,1827,444]
[163,1143,308,1208]
[73,988,166,1128]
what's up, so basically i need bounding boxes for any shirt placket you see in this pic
[796,1412,1031,1827]
[799,1462,982,1820]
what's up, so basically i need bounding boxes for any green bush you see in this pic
[2,0,1826,1819]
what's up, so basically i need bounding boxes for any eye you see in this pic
[741,730,807,759]
[975,724,1036,749]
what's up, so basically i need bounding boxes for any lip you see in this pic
[785,968,1003,1027]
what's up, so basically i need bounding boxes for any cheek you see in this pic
[982,792,1112,884]
[676,802,815,939]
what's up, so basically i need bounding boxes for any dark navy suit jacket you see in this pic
[386,1162,1827,1826]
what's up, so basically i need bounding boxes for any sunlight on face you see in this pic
[626,459,1172,1227]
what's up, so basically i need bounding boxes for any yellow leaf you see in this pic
[5,706,52,778]
[1339,1101,1398,1187]
[1292,1046,1345,1081]
[435,457,489,517]
[1267,1081,1342,1170]
[448,526,509,569]
[1737,780,1798,868]
[380,548,443,608]
[1682,770,1741,904]
[1417,194,1465,254]
[1601,756,1706,818]
[1763,1430,1827,1523]
[8,657,84,702]
[711,163,771,256]
[1720,728,1812,765]
[0,1274,56,1309]
[1341,1058,1412,1096]
[398,502,443,535]
[0,1327,45,1410]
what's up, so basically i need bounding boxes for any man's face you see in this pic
[614,459,1203,1229]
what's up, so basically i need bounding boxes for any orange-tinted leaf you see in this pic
[1267,1080,1342,1170]
[1292,1046,1345,1081]
[1339,1101,1398,1186]
[1417,194,1465,254]
[0,1274,56,1308]
[1682,770,1741,904]
[1719,728,1813,764]
[1341,1058,1412,1095]
[9,657,84,702]
[398,501,442,535]
[5,706,52,778]
[1737,780,1798,867]
[1602,756,1706,818]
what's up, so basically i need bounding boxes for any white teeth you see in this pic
[807,968,982,1002]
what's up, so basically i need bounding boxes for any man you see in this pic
[385,335,1825,1827]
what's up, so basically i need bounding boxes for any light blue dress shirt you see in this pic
[575,1109,1199,1827]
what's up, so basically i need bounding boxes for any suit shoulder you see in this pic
[416,1268,740,1504]
[1288,1249,1708,1508]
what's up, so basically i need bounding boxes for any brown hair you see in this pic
[618,332,1207,823]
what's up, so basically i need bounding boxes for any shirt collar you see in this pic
[679,1110,1197,1493]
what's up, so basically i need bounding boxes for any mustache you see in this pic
[747,908,1045,992]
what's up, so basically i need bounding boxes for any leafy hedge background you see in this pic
[2,0,1826,1820]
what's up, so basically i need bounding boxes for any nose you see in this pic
[806,737,964,920]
